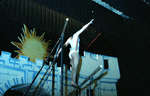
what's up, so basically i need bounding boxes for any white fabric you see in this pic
[68,33,80,59]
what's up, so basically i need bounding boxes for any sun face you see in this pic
[11,24,49,62]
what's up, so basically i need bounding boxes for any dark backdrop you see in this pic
[0,0,150,96]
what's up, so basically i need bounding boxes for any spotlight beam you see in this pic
[92,0,132,19]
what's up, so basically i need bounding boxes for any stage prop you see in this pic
[0,51,120,96]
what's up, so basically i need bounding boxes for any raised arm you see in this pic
[75,19,94,36]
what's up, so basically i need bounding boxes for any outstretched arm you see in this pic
[75,19,94,36]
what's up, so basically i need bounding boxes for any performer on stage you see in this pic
[58,19,94,86]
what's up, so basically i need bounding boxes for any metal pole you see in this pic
[23,30,61,96]
[60,18,69,96]
[60,32,64,96]
[23,63,45,96]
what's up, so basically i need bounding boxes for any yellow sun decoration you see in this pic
[11,24,49,62]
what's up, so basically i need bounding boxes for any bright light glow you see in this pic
[66,18,69,21]
[11,24,50,62]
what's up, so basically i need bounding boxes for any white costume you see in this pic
[57,19,94,86]
[66,33,80,59]
[65,19,94,59]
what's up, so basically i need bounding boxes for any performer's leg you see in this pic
[70,58,75,85]
[71,52,79,86]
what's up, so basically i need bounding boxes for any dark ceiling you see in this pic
[0,0,150,95]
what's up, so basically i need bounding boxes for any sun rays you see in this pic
[11,24,49,62]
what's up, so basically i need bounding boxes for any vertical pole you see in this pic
[52,64,55,96]
[60,18,69,96]
[60,31,64,96]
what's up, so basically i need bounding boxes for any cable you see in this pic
[87,32,102,49]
